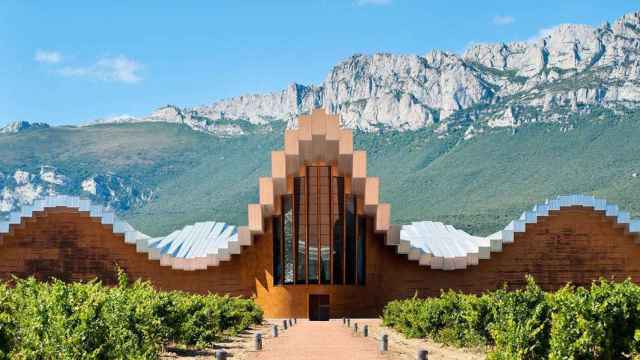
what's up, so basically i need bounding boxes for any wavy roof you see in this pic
[397,195,640,270]
[0,195,242,271]
[142,221,245,270]
[0,195,148,243]
[1,192,639,272]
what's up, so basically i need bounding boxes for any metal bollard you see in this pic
[215,349,227,360]
[417,349,428,360]
[379,334,388,353]
[272,324,278,337]
[363,324,368,337]
[282,319,288,330]
[254,333,262,351]
[353,322,358,334]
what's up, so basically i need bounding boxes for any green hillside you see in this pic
[1,111,639,237]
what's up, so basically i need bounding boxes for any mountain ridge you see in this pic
[83,10,640,134]
[7,10,639,136]
[2,10,640,236]
[0,121,50,134]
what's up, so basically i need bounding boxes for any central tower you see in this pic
[245,108,394,318]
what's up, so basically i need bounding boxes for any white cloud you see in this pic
[492,15,515,26]
[58,55,143,84]
[34,50,63,64]
[355,0,391,6]
[527,26,557,43]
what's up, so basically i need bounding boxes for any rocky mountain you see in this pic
[90,105,275,136]
[95,11,640,134]
[0,121,50,134]
[0,166,153,214]
[2,10,640,233]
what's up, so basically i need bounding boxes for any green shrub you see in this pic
[548,280,640,359]
[487,276,550,359]
[383,291,492,347]
[382,276,640,359]
[152,290,263,348]
[0,272,262,359]
[0,283,15,360]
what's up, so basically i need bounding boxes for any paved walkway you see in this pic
[252,319,389,360]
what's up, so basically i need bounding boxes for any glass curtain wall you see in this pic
[273,166,365,286]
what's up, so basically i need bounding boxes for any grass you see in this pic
[0,111,638,237]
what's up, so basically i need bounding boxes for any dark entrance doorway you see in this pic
[309,294,330,321]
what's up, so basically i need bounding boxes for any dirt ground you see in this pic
[161,318,486,359]
[356,319,486,360]
[160,321,275,360]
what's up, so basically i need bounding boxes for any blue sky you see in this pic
[1,1,637,126]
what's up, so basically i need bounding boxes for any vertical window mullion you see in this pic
[354,199,358,286]
[273,217,282,285]
[345,195,356,285]
[357,216,366,285]
[295,177,306,284]
[293,190,297,284]
[328,172,334,285]
[343,191,347,285]
[316,168,320,282]
[331,176,344,285]
[281,209,285,285]
[305,169,309,285]
[282,195,294,284]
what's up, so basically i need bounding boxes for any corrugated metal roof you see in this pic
[400,221,488,270]
[142,221,239,270]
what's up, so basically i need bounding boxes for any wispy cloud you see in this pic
[354,0,391,6]
[527,26,557,43]
[34,50,63,64]
[58,55,143,84]
[492,15,515,26]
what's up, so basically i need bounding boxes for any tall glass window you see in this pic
[357,216,366,285]
[307,167,319,283]
[345,195,356,285]
[294,177,306,283]
[274,166,364,286]
[318,167,331,284]
[272,217,282,285]
[332,177,344,284]
[282,195,294,284]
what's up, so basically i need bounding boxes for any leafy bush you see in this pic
[382,276,640,359]
[487,276,550,359]
[383,290,492,347]
[548,279,640,359]
[0,272,262,359]
[161,292,262,348]
[0,283,14,360]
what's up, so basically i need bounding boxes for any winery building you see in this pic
[2,109,640,319]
